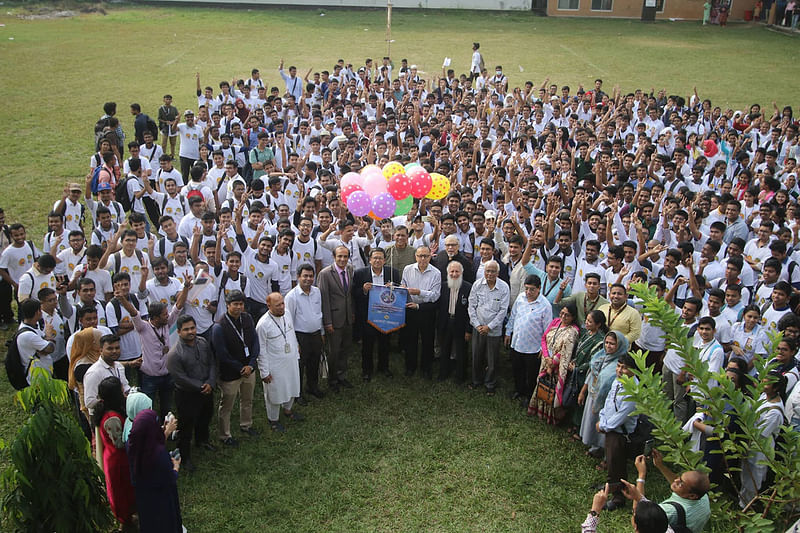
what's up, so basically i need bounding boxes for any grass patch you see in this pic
[0,5,782,530]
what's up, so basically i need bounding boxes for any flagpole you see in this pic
[386,0,393,57]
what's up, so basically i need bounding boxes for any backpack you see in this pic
[5,326,37,390]
[115,176,133,212]
[111,249,145,276]
[90,163,110,195]
[218,271,247,302]
[662,501,693,533]
[94,117,112,151]
[145,115,159,141]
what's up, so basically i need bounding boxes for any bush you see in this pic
[1,368,114,533]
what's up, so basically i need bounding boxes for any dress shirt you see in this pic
[132,307,179,377]
[166,337,216,392]
[371,268,385,285]
[598,303,642,345]
[597,377,638,433]
[83,358,131,414]
[468,277,510,336]
[285,285,323,334]
[507,293,552,354]
[402,263,442,304]
[448,286,459,315]
[334,263,349,289]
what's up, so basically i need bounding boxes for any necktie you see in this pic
[341,270,348,290]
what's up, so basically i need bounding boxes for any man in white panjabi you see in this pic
[256,292,303,433]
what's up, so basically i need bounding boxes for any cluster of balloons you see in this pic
[340,162,451,219]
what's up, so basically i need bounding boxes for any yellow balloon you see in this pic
[426,173,450,200]
[382,161,405,180]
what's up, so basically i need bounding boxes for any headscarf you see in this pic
[127,409,165,482]
[123,392,153,443]
[587,330,629,414]
[68,328,102,389]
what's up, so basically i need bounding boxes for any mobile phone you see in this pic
[170,448,181,461]
[643,439,655,457]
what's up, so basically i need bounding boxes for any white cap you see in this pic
[410,64,417,69]
[484,209,497,220]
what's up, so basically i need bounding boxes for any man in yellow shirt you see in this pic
[598,283,641,346]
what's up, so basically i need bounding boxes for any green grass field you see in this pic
[0,4,794,531]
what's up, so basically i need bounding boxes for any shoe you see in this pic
[510,392,522,400]
[269,421,286,433]
[240,427,260,437]
[340,379,354,389]
[221,437,239,447]
[421,370,432,380]
[329,382,340,393]
[404,369,414,377]
[362,374,371,382]
[181,459,196,473]
[486,389,496,397]
[467,383,479,391]
[381,369,393,378]
[296,396,309,406]
[603,500,624,511]
[198,442,217,452]
[284,411,304,422]
[0,322,7,331]
[308,387,325,399]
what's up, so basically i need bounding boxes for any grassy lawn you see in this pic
[0,4,792,530]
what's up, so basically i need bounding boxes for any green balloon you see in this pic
[394,195,414,216]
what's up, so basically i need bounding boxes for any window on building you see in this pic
[591,0,613,10]
[558,0,580,10]
[656,0,665,11]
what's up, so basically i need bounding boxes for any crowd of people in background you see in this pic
[3,44,800,532]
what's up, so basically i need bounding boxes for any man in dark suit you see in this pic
[472,237,509,285]
[317,245,354,392]
[437,261,472,382]
[352,248,401,381]
[433,235,475,285]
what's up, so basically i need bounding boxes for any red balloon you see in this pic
[410,172,432,199]
[387,173,412,200]
[341,183,364,203]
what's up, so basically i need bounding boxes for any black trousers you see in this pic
[179,156,195,182]
[605,431,630,504]
[52,356,69,382]
[404,307,435,375]
[174,388,213,464]
[362,323,391,376]
[438,320,468,381]
[510,350,541,398]
[0,279,14,322]
[246,297,268,323]
[296,331,322,393]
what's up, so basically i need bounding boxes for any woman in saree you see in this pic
[568,310,608,440]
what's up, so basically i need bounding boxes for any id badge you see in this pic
[284,343,291,353]
[244,346,250,358]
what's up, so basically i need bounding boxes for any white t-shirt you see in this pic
[242,247,278,303]
[0,242,38,283]
[17,268,56,301]
[183,282,217,334]
[16,324,52,383]
[270,248,293,295]
[146,277,183,306]
[177,123,203,160]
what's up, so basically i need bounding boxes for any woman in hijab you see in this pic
[69,327,102,426]
[127,409,183,533]
[123,392,153,443]
[577,330,629,459]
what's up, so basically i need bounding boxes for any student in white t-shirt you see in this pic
[71,245,114,304]
[170,110,203,180]
[15,298,55,384]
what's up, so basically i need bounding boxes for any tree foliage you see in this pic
[621,282,800,532]
[1,368,114,533]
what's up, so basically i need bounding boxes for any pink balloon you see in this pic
[341,172,363,189]
[387,173,412,200]
[371,193,397,219]
[347,191,372,217]
[410,172,433,199]
[363,172,388,197]
[341,183,364,203]
[360,166,383,183]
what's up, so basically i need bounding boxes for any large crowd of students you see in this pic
[2,45,799,532]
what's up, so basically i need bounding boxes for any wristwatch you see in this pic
[589,510,598,517]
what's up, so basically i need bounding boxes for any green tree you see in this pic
[621,282,800,532]
[1,368,114,533]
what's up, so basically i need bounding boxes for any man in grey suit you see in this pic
[317,245,354,392]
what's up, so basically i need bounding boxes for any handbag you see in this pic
[536,374,556,405]
[562,370,580,407]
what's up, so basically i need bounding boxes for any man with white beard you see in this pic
[256,292,303,433]
[436,261,472,382]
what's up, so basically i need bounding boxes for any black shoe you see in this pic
[240,427,260,437]
[221,437,239,447]
[329,382,340,393]
[198,442,217,452]
[510,392,523,400]
[269,421,286,433]
[296,396,309,406]
[340,379,354,389]
[308,387,325,399]
[362,374,371,382]
[381,369,393,378]
[284,411,304,422]
[486,388,496,396]
[422,370,432,380]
